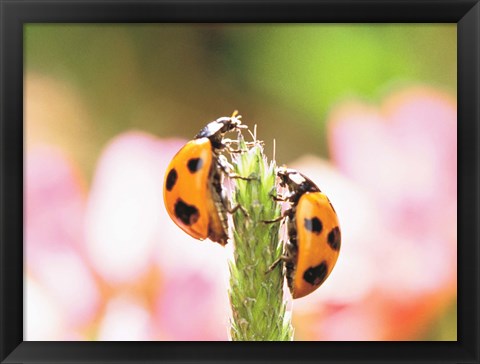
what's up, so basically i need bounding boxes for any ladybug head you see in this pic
[195,112,246,149]
[215,114,245,134]
[276,166,299,188]
[277,166,321,193]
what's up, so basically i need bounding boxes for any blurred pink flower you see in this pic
[330,87,456,242]
[84,132,173,284]
[26,133,231,340]
[291,86,457,340]
[26,146,87,257]
[25,146,99,338]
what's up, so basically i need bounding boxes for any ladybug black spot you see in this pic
[304,217,323,234]
[303,261,328,286]
[174,199,200,226]
[166,168,178,191]
[327,227,341,251]
[187,158,204,173]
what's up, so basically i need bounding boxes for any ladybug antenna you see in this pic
[231,111,246,128]
[233,113,247,131]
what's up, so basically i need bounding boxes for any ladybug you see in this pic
[163,113,248,246]
[267,167,341,299]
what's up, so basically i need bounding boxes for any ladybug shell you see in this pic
[291,192,341,299]
[163,138,227,245]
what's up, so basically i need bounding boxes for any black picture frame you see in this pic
[1,0,479,363]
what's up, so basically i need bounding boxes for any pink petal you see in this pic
[155,269,229,340]
[328,86,457,237]
[31,249,100,329]
[25,145,87,262]
[85,132,186,284]
[97,295,154,340]
[24,275,66,340]
[25,145,100,336]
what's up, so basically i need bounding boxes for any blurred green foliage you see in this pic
[423,302,457,341]
[25,24,456,168]
[230,24,456,113]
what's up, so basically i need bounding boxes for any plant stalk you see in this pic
[228,135,293,341]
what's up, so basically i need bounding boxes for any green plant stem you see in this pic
[228,136,293,341]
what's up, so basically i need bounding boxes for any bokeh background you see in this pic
[24,24,457,341]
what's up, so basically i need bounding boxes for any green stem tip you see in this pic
[228,134,293,341]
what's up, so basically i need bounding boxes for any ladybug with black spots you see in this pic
[266,167,341,299]
[163,113,248,246]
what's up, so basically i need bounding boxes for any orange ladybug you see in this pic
[267,167,341,299]
[163,114,246,246]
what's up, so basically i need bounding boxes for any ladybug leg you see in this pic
[226,203,250,218]
[262,214,285,224]
[217,154,241,175]
[262,208,292,224]
[216,154,234,171]
[228,173,257,181]
[222,139,263,154]
[226,147,247,154]
[219,194,249,218]
[268,187,292,202]
[222,138,257,146]
[265,240,297,274]
[222,138,238,147]
[265,256,285,273]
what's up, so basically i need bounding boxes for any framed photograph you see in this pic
[1,0,478,363]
